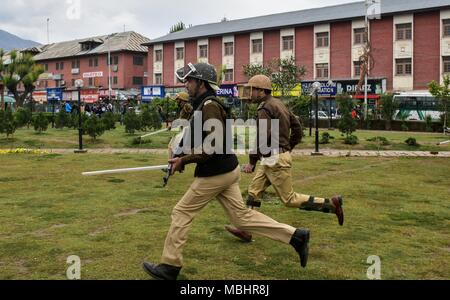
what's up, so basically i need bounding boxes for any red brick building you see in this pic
[28,31,149,102]
[143,0,450,95]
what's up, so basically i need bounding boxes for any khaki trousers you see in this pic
[248,152,326,208]
[161,166,296,267]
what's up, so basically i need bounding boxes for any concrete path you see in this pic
[41,148,450,158]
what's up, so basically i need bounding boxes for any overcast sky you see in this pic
[0,0,361,44]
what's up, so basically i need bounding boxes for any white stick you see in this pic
[140,128,169,139]
[82,165,168,176]
[438,140,450,145]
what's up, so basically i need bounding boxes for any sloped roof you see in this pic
[145,0,450,45]
[32,31,150,61]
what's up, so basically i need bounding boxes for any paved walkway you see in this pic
[43,149,450,158]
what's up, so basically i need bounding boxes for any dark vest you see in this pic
[187,94,239,178]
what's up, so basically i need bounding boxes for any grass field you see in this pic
[1,125,450,152]
[0,153,449,280]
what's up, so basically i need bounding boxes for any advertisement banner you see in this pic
[32,91,47,104]
[217,85,238,98]
[47,88,63,101]
[81,89,99,103]
[141,86,165,101]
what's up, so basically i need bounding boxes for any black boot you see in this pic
[300,196,345,226]
[142,262,181,280]
[290,229,310,268]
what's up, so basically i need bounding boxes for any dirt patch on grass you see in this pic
[115,208,152,217]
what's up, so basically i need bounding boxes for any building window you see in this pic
[316,32,329,48]
[56,62,64,70]
[396,58,412,76]
[133,77,143,85]
[252,39,263,54]
[44,64,48,71]
[155,74,162,85]
[113,76,118,85]
[155,50,163,62]
[224,69,234,82]
[224,42,234,56]
[354,28,367,45]
[133,56,144,66]
[71,79,76,87]
[444,19,450,37]
[396,23,412,41]
[108,56,119,65]
[176,47,184,60]
[89,58,98,67]
[316,63,329,79]
[88,78,94,86]
[354,61,362,77]
[443,57,450,73]
[282,36,294,51]
[72,60,80,69]
[199,45,208,58]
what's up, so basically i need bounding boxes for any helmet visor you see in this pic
[175,63,197,83]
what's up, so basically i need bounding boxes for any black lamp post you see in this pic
[75,79,87,153]
[311,82,323,156]
[309,95,313,137]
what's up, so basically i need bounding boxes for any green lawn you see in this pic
[0,153,449,279]
[1,125,450,152]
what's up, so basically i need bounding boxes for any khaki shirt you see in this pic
[250,95,303,165]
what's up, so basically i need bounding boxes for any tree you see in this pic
[101,112,117,131]
[84,114,105,141]
[14,107,33,129]
[0,108,17,139]
[337,94,357,139]
[0,50,44,108]
[124,109,141,134]
[170,22,186,33]
[271,56,306,98]
[243,56,306,99]
[379,93,398,130]
[140,106,162,131]
[428,75,450,135]
[33,112,49,134]
[55,109,71,129]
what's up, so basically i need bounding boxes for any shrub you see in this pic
[84,114,105,140]
[55,110,71,129]
[14,108,33,128]
[367,136,391,146]
[320,132,334,144]
[140,106,162,131]
[425,115,433,132]
[0,108,18,138]
[33,112,49,134]
[124,110,141,134]
[101,112,117,131]
[405,137,419,147]
[344,135,359,145]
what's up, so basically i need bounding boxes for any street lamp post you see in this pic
[75,79,87,153]
[0,82,4,111]
[327,80,335,130]
[309,95,313,137]
[311,82,323,156]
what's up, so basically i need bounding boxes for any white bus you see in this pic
[393,92,442,121]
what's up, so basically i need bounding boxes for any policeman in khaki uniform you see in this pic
[143,63,311,280]
[225,75,344,243]
[173,92,193,120]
